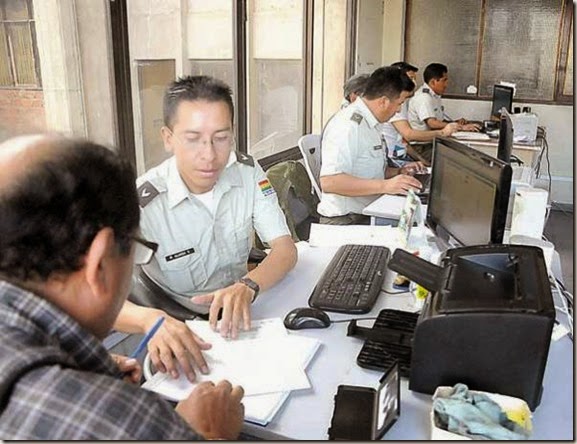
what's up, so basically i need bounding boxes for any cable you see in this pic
[550,274,573,339]
[330,316,377,324]
[383,288,410,295]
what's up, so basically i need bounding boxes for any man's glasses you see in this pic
[132,236,158,265]
[168,128,234,151]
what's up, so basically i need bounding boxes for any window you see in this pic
[0,0,40,87]
[405,0,573,103]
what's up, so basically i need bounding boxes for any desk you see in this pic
[455,136,543,168]
[243,242,573,440]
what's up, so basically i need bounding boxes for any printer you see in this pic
[388,244,555,410]
[510,112,539,142]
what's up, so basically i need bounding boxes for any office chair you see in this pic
[297,134,322,199]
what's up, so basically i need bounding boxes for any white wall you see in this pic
[443,99,573,204]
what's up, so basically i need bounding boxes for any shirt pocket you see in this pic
[354,145,385,179]
[158,249,208,294]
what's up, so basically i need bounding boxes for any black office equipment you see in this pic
[490,84,514,119]
[497,109,514,163]
[308,244,389,313]
[283,307,331,330]
[427,137,512,246]
[348,309,419,377]
[328,363,400,440]
[387,245,555,410]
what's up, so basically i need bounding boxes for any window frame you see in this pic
[404,0,573,105]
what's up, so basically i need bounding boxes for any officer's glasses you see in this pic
[168,128,234,151]
[132,236,158,265]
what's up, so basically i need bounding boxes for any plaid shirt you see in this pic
[0,280,200,440]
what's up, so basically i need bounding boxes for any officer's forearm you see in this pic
[320,173,387,196]
[394,120,443,142]
[245,235,297,292]
[114,300,164,334]
[424,118,447,130]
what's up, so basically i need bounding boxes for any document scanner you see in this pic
[388,244,555,410]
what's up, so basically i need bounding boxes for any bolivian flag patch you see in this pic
[258,179,275,196]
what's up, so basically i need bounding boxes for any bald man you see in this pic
[0,135,244,440]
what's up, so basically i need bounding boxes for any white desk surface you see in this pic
[243,242,574,440]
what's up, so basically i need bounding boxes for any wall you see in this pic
[0,89,46,138]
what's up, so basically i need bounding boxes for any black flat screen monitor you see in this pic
[427,137,512,246]
[497,110,514,163]
[491,85,514,119]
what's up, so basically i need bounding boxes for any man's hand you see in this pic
[175,380,245,440]
[440,122,459,137]
[383,174,422,195]
[190,282,253,339]
[459,122,481,132]
[146,312,212,382]
[111,354,142,384]
[399,161,427,176]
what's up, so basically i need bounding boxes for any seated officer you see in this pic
[318,66,424,225]
[115,75,297,382]
[0,135,244,439]
[382,61,459,164]
[407,62,480,163]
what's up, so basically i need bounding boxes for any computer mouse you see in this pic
[283,307,331,330]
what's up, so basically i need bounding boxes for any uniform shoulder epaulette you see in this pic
[350,112,363,124]
[137,181,160,208]
[236,151,255,167]
[422,87,430,94]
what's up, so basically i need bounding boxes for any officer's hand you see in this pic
[146,312,212,382]
[191,283,254,339]
[399,161,427,176]
[460,123,481,132]
[175,380,244,440]
[111,354,142,385]
[383,174,422,195]
[440,122,459,137]
[455,118,468,125]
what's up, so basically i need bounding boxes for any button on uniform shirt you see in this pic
[0,280,200,440]
[408,84,444,134]
[137,151,290,313]
[318,97,387,218]
[381,101,409,158]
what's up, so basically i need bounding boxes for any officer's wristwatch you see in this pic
[238,277,260,303]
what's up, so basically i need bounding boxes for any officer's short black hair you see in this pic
[391,61,419,74]
[163,75,234,129]
[363,66,415,101]
[0,137,139,282]
[343,74,369,101]
[424,63,448,84]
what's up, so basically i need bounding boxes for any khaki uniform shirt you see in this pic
[408,84,444,133]
[318,97,387,217]
[136,152,290,312]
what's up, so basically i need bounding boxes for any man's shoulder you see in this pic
[136,162,170,208]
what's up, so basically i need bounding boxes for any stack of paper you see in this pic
[141,318,321,426]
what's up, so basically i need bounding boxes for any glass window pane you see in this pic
[137,60,175,171]
[405,0,480,95]
[188,59,235,97]
[0,27,13,85]
[479,0,563,100]
[247,0,304,159]
[7,22,36,85]
[3,0,29,20]
[563,21,573,96]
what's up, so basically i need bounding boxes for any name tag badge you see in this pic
[373,145,382,151]
[165,248,195,262]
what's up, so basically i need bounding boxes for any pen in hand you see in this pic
[130,316,165,359]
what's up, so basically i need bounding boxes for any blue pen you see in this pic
[130,316,165,359]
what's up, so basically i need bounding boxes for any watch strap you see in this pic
[238,277,260,303]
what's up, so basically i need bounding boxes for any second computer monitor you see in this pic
[497,110,514,163]
[491,85,514,119]
[427,137,512,246]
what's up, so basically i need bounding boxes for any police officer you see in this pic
[318,66,425,225]
[115,76,297,382]
[407,63,480,163]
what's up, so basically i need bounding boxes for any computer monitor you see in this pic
[490,85,514,119]
[497,109,514,163]
[427,137,512,246]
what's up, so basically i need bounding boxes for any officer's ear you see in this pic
[161,126,175,154]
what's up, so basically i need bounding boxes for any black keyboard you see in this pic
[308,244,390,314]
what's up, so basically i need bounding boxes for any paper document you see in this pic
[308,223,402,249]
[453,131,490,141]
[141,318,321,425]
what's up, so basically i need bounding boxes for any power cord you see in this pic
[549,274,573,340]
[330,316,377,324]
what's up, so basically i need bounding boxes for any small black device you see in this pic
[308,244,390,313]
[387,245,555,410]
[328,363,400,440]
[283,307,331,330]
[497,109,514,163]
[490,84,514,119]
[427,137,512,246]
